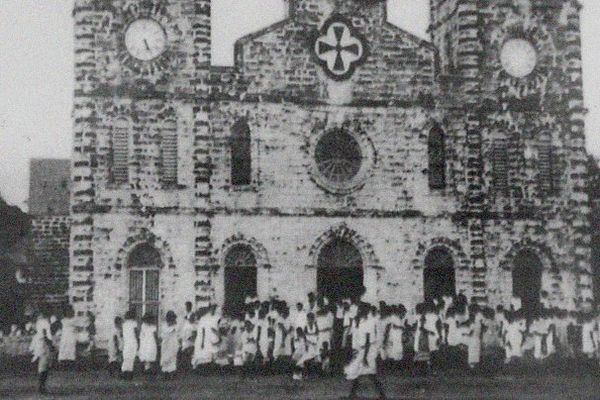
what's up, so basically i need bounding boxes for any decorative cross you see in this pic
[313,15,366,81]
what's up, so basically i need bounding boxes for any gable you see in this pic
[233,16,436,105]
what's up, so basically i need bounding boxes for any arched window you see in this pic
[224,244,257,317]
[230,119,252,186]
[161,119,178,185]
[112,118,130,184]
[491,137,510,196]
[536,135,558,196]
[317,238,364,302]
[428,125,446,189]
[423,247,456,303]
[128,243,162,321]
[512,249,543,317]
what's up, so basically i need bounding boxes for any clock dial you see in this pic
[124,18,167,61]
[500,39,538,78]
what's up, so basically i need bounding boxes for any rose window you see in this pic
[315,129,362,184]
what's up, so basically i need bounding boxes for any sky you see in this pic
[0,0,598,210]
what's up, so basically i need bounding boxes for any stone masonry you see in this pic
[70,0,592,347]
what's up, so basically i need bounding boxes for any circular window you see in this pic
[500,38,538,78]
[315,129,362,184]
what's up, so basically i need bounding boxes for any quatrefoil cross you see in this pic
[313,15,367,81]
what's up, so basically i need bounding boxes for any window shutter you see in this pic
[161,119,178,185]
[492,138,510,196]
[112,118,130,184]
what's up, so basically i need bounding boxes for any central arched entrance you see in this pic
[224,244,258,318]
[512,248,543,318]
[423,247,456,303]
[317,238,364,302]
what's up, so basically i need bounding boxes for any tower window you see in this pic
[111,118,130,184]
[161,119,178,186]
[492,138,510,196]
[230,119,252,186]
[428,125,447,190]
[536,135,558,196]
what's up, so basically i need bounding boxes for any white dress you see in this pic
[192,314,220,366]
[582,320,596,356]
[344,318,377,380]
[107,326,122,364]
[160,323,180,372]
[387,315,404,361]
[424,312,440,351]
[58,317,77,361]
[317,312,334,350]
[121,319,138,372]
[138,323,158,362]
[257,317,271,360]
[505,320,524,360]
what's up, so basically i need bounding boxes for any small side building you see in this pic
[26,159,71,311]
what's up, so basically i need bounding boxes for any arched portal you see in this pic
[127,243,162,321]
[423,247,456,303]
[317,238,364,302]
[512,249,543,317]
[224,244,258,318]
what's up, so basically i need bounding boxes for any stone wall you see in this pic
[27,216,71,308]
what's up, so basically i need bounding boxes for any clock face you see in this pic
[124,18,167,61]
[500,39,538,78]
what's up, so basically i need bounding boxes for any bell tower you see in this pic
[70,0,214,319]
[430,0,592,309]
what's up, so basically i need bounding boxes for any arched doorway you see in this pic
[317,238,364,302]
[423,247,456,303]
[512,249,543,317]
[224,244,257,318]
[128,243,162,322]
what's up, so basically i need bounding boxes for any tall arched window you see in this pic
[512,249,543,317]
[128,243,162,322]
[317,238,364,302]
[536,134,558,196]
[423,247,456,303]
[224,244,257,317]
[428,125,447,189]
[112,118,130,184]
[230,119,252,186]
[161,119,178,185]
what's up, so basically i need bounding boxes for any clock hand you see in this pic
[144,39,151,51]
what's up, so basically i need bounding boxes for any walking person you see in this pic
[31,307,53,395]
[343,303,387,400]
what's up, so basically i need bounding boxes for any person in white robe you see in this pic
[582,315,596,359]
[504,314,525,363]
[107,316,123,376]
[192,305,221,368]
[58,308,77,365]
[31,308,53,394]
[344,304,387,399]
[179,311,196,370]
[387,305,406,363]
[121,311,138,378]
[160,310,180,377]
[138,313,158,371]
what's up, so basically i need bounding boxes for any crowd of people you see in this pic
[14,291,600,396]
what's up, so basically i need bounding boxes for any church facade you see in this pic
[70,0,592,345]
